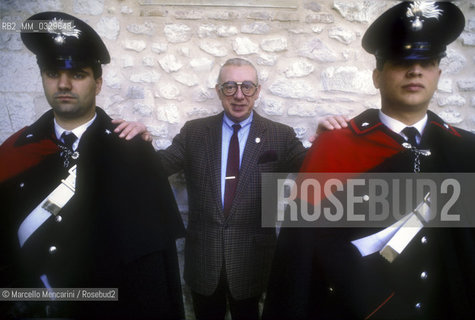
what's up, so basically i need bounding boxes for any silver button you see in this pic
[361,122,369,127]
[26,134,34,138]
[363,195,370,201]
[328,287,334,293]
[48,246,57,254]
[19,182,25,188]
[420,271,428,280]
[55,216,62,223]
[421,236,428,244]
[415,302,422,310]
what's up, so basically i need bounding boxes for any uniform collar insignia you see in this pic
[406,1,443,31]
[425,110,461,137]
[350,109,383,135]
[14,110,55,146]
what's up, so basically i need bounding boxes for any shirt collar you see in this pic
[54,113,97,141]
[223,111,253,129]
[379,110,428,137]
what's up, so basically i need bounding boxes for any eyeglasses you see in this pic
[218,81,258,97]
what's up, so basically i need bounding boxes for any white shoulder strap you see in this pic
[18,165,77,248]
[351,193,431,263]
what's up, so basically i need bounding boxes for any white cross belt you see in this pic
[17,165,77,248]
[351,193,431,263]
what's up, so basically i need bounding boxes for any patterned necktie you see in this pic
[223,124,241,217]
[402,127,419,147]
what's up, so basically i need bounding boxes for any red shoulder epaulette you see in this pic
[0,128,59,183]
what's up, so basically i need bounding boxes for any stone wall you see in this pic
[2,1,475,146]
[1,0,475,318]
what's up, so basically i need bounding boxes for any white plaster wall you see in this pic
[2,0,474,146]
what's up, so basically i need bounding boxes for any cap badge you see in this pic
[406,1,442,31]
[47,18,81,45]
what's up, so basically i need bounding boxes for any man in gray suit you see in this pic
[115,58,346,319]
[163,58,306,319]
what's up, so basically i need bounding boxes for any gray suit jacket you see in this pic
[158,111,307,299]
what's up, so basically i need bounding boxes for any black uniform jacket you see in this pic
[0,108,185,319]
[263,109,475,320]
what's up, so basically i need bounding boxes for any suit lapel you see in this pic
[205,113,225,219]
[228,112,266,216]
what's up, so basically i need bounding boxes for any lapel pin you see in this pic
[255,137,261,143]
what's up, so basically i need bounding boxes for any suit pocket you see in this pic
[258,150,278,164]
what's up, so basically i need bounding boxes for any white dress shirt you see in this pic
[54,113,97,151]
[378,110,427,144]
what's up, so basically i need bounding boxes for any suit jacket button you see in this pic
[49,246,57,255]
[420,236,428,244]
[415,302,422,310]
